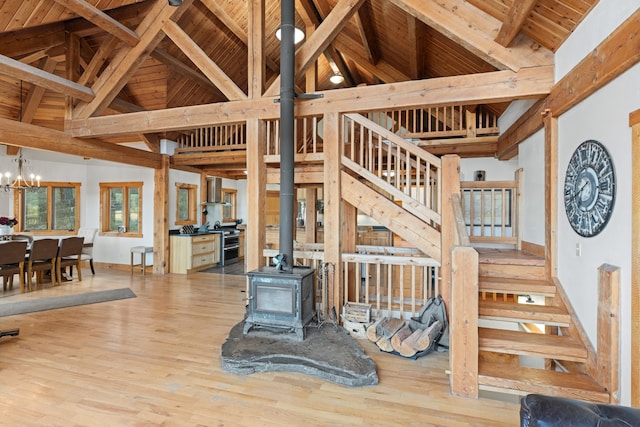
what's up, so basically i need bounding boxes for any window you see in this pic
[222,188,236,223]
[175,182,197,225]
[15,182,81,234]
[100,182,142,236]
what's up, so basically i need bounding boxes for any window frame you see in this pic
[99,181,143,237]
[222,188,237,223]
[13,181,81,235]
[175,182,197,225]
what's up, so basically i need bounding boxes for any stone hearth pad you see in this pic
[221,321,378,387]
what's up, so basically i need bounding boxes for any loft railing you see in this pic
[265,115,324,157]
[175,122,247,152]
[363,105,499,140]
[342,113,442,228]
[460,169,523,248]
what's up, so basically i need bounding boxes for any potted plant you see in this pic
[0,216,18,236]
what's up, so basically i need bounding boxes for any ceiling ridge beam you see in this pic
[69,66,553,138]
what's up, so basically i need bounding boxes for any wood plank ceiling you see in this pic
[0,0,598,176]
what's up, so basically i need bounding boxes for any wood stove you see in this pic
[244,266,315,341]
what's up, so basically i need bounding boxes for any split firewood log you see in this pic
[367,317,387,342]
[412,319,443,352]
[398,329,423,357]
[391,324,414,353]
[376,336,394,353]
[378,317,405,339]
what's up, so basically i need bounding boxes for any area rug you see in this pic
[0,288,136,317]
[221,321,379,387]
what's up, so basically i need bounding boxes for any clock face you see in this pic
[563,140,615,237]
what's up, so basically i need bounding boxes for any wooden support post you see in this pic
[544,113,558,279]
[324,111,343,315]
[450,246,479,398]
[153,154,170,274]
[305,188,317,243]
[246,118,266,272]
[440,154,460,314]
[597,263,620,404]
[514,168,523,251]
[343,201,357,302]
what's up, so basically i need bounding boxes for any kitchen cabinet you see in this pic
[238,229,245,259]
[170,233,220,274]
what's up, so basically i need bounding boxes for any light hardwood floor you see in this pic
[0,267,520,426]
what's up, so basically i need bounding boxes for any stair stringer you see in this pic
[546,276,600,384]
[341,170,441,262]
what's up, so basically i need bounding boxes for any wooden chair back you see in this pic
[0,241,28,292]
[26,238,60,290]
[57,237,84,284]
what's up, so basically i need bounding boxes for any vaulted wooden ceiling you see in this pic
[0,0,598,172]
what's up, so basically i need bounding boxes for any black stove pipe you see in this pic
[278,0,296,272]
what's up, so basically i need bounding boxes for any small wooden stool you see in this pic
[130,246,152,275]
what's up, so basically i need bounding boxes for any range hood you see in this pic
[206,177,222,203]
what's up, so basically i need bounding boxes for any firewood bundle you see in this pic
[366,316,443,358]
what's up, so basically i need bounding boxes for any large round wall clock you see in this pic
[563,140,616,237]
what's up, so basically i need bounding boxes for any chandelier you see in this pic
[1,149,41,192]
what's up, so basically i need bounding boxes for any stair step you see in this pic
[479,328,587,363]
[478,361,609,403]
[476,248,545,266]
[479,263,546,280]
[479,276,556,297]
[479,301,570,327]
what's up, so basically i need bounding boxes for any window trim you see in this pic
[222,188,237,223]
[175,182,198,225]
[99,181,143,238]
[14,181,81,235]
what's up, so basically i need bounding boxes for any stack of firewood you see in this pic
[366,316,442,358]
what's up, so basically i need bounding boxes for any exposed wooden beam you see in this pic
[498,8,640,158]
[334,38,411,82]
[355,0,380,64]
[387,0,553,72]
[495,0,537,47]
[248,0,265,98]
[69,66,552,138]
[0,53,94,102]
[264,0,365,96]
[21,57,58,124]
[73,0,192,119]
[77,36,120,87]
[162,19,247,101]
[0,23,66,58]
[150,48,216,91]
[52,0,140,47]
[0,117,162,169]
[199,0,279,74]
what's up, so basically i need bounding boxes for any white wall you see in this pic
[518,1,640,404]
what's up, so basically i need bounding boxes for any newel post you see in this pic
[597,263,620,404]
[440,154,460,311]
[450,246,479,398]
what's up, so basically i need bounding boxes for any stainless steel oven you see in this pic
[221,228,239,265]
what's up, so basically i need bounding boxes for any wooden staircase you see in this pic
[475,248,609,402]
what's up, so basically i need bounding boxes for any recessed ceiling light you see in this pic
[330,73,344,84]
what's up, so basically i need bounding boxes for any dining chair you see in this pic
[25,238,60,291]
[77,228,98,274]
[56,237,84,284]
[0,241,28,293]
